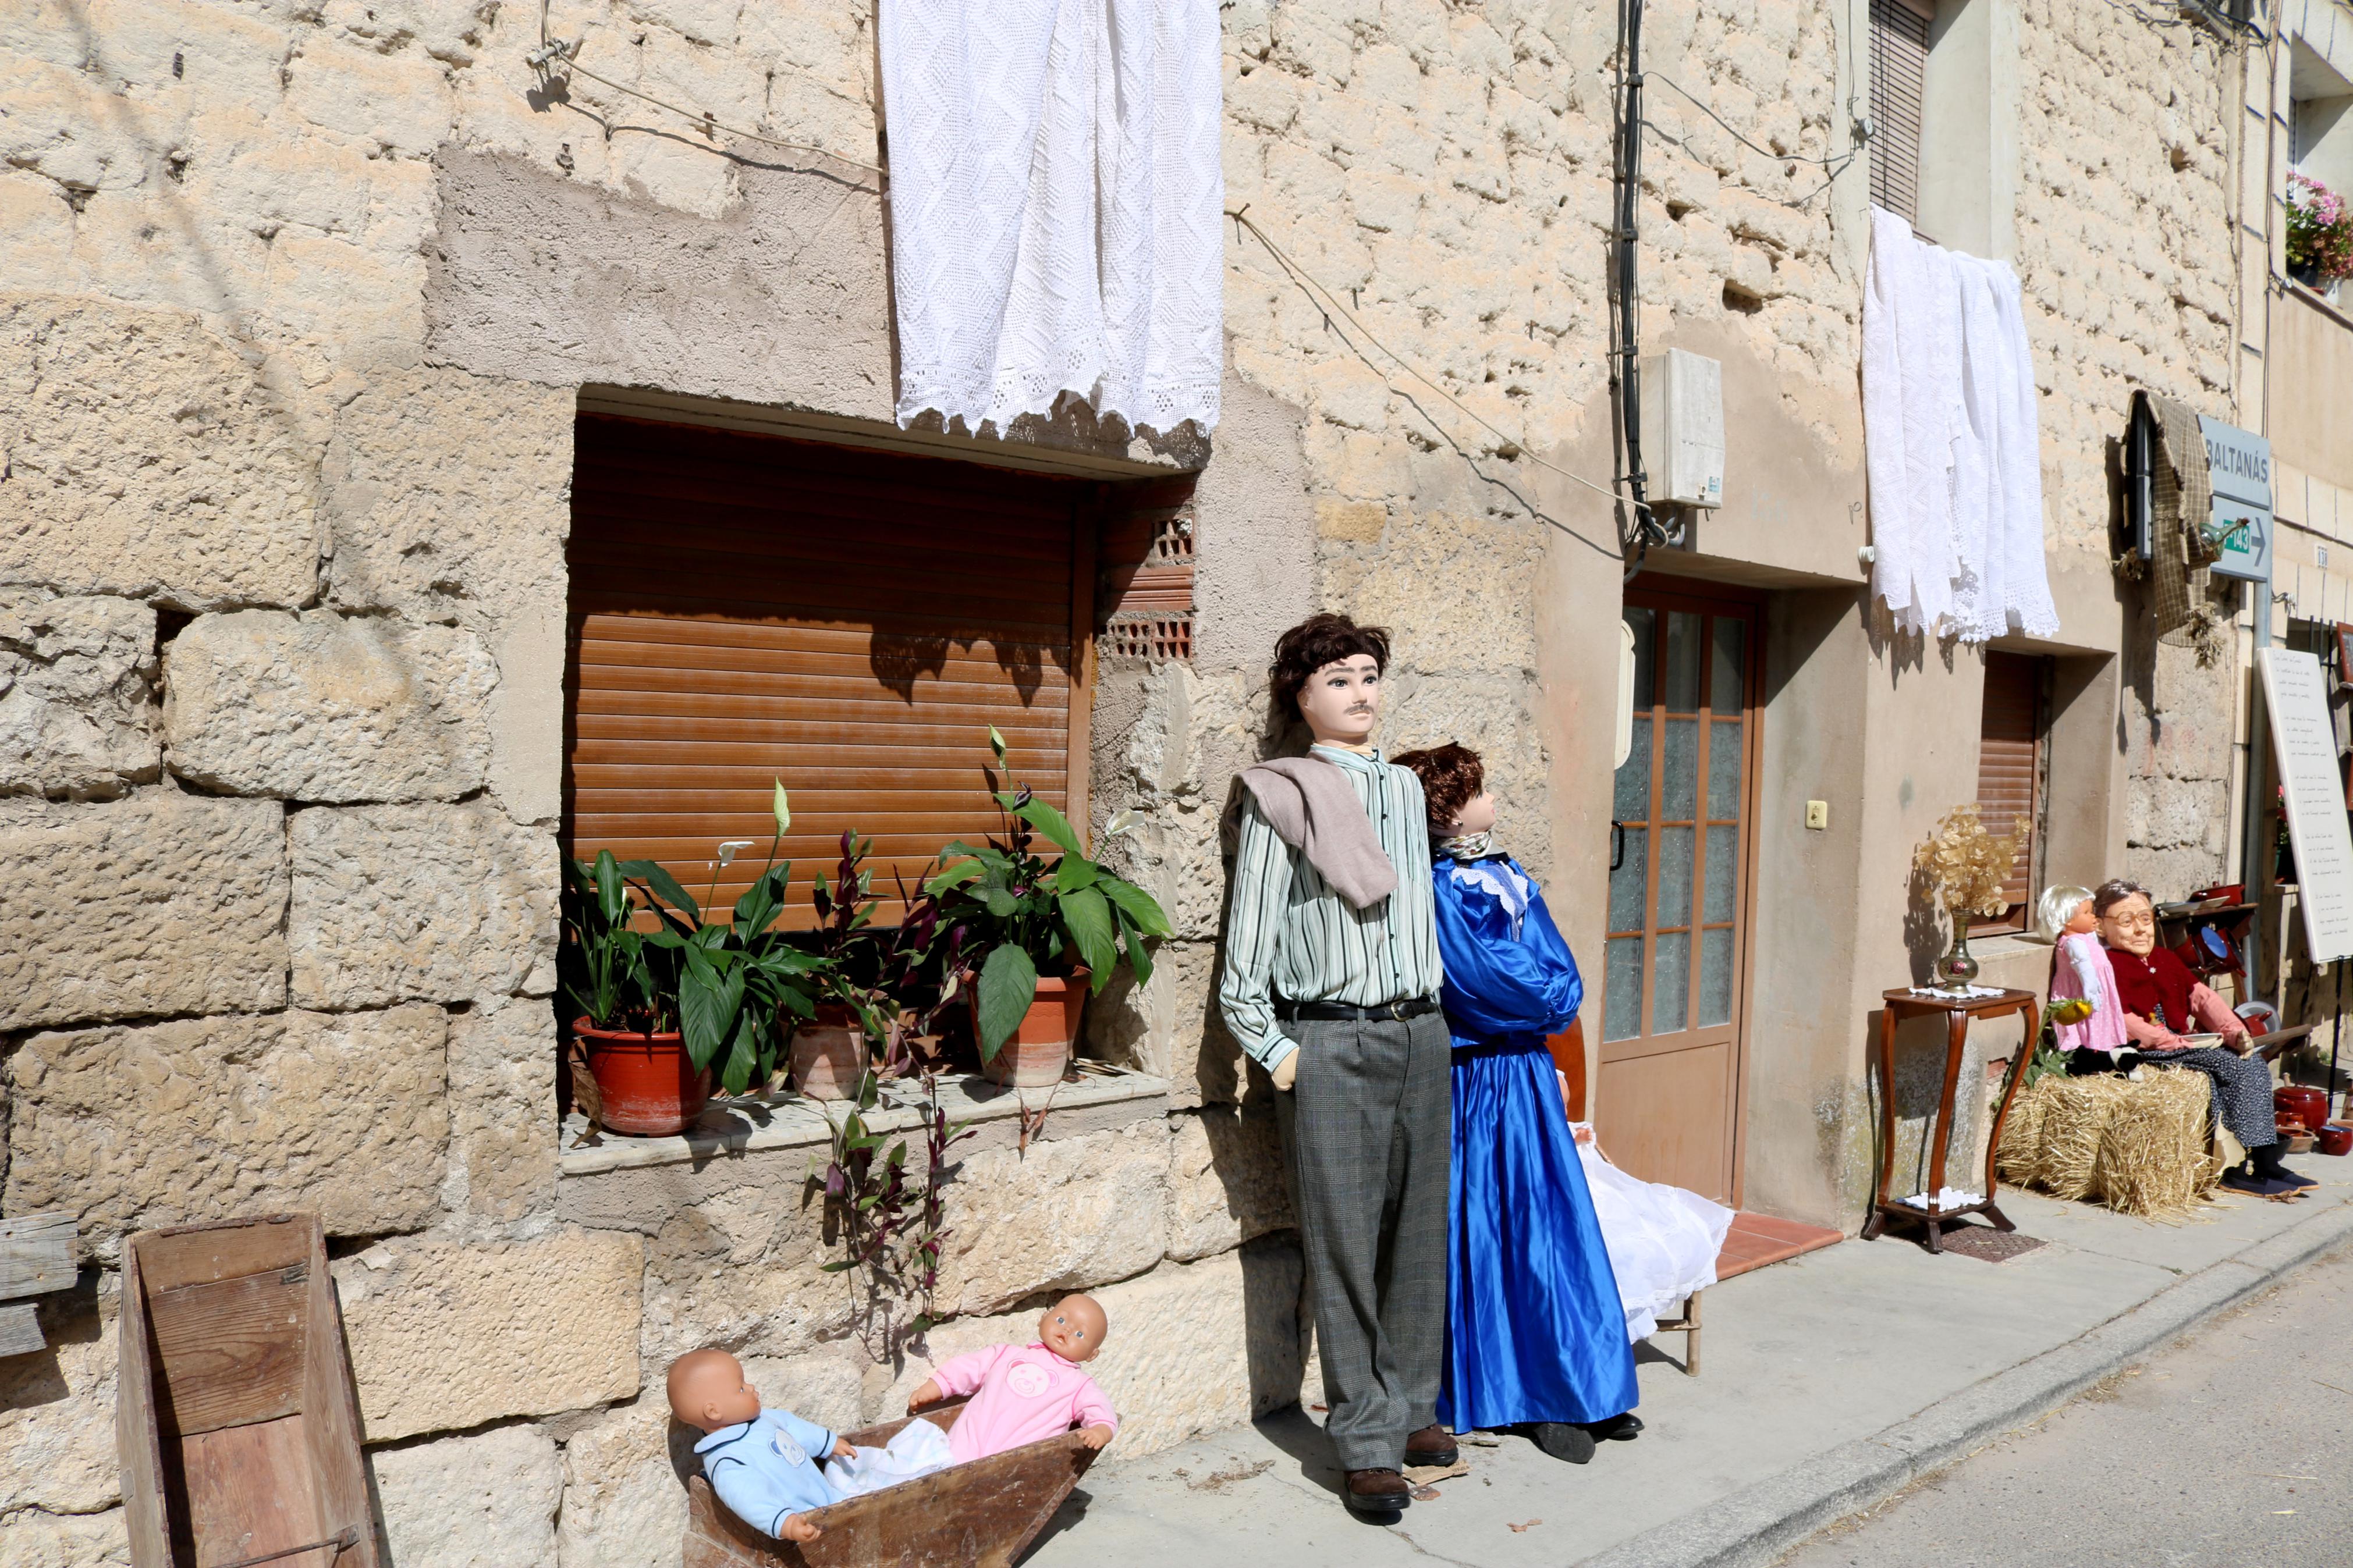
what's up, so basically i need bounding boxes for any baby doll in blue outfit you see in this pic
[669,1347,951,1542]
[670,1348,851,1543]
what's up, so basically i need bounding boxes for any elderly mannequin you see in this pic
[2091,880,2312,1194]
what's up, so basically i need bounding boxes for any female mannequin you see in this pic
[1394,743,1639,1466]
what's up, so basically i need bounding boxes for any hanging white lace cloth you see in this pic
[879,0,1225,433]
[1862,208,2060,643]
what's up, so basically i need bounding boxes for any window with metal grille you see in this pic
[1973,650,2047,935]
[1870,0,1930,225]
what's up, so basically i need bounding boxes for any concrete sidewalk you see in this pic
[1025,1158,2353,1568]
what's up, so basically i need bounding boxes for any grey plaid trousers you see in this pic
[1275,1009,1453,1471]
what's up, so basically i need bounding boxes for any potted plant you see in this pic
[2287,172,2353,291]
[637,781,835,1098]
[789,830,969,1098]
[929,730,1170,1084]
[1911,803,2022,989]
[560,850,701,1135]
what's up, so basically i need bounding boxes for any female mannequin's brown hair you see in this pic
[1393,742,1484,831]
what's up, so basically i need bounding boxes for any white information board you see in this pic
[2260,647,2353,963]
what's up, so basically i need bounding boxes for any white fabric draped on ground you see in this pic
[1862,207,2060,644]
[879,0,1224,433]
[1572,1124,1736,1342]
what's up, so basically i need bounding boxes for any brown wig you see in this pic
[2092,878,2149,917]
[1393,743,1483,831]
[1269,613,1391,715]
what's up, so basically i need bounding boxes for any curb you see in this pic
[1574,1196,2353,1568]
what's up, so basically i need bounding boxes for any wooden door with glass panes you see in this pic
[1595,587,1760,1205]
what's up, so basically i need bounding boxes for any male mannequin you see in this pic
[1218,613,1450,1519]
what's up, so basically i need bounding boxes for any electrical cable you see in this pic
[1225,208,1629,511]
[526,34,886,180]
[1646,74,1855,168]
[1610,0,1666,580]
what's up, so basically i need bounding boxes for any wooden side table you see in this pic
[1861,986,2039,1253]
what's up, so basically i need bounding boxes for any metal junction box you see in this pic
[1639,348,1725,509]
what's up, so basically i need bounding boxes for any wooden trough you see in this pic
[683,1400,1096,1568]
[117,1214,377,1568]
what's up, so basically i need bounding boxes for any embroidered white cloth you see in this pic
[1862,207,2060,643]
[1898,1186,1984,1212]
[879,0,1224,433]
[1570,1124,1734,1343]
[1908,983,2007,1001]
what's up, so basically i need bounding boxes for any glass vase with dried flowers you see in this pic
[1911,805,2023,989]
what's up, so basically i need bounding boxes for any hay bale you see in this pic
[1996,1076,2052,1184]
[2032,1074,2130,1201]
[2091,1066,2220,1217]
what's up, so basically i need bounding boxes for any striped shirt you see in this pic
[1218,745,1443,1071]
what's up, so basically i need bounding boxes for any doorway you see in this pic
[1595,583,1762,1204]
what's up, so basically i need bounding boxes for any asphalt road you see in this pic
[1778,1239,2353,1568]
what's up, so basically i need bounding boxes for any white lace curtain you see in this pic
[879,0,1225,435]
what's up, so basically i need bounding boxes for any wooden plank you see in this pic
[300,1216,377,1568]
[0,1301,42,1357]
[147,1269,308,1437]
[119,1232,178,1568]
[0,1211,76,1300]
[130,1216,309,1295]
[180,1415,325,1568]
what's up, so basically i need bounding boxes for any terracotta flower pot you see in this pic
[574,1018,709,1136]
[789,1005,868,1101]
[978,970,1088,1088]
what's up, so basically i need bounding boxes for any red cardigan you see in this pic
[2104,945,2197,1033]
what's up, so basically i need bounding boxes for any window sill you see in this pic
[557,1061,1172,1181]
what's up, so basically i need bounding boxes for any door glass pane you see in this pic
[1708,616,1747,712]
[1707,718,1742,819]
[1664,611,1701,710]
[1704,824,1738,922]
[1656,826,1694,927]
[1662,718,1698,820]
[1626,606,1656,710]
[1699,928,1734,1026]
[1604,936,1645,1041]
[1614,716,1652,820]
[1608,827,1648,931]
[1652,930,1690,1034]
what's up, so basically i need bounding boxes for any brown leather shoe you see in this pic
[1404,1423,1458,1467]
[1343,1467,1412,1516]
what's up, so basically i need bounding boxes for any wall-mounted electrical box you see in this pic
[1638,348,1725,509]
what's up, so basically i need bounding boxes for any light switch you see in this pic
[1805,799,1829,831]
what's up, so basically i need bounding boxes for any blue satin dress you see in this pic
[1433,854,1640,1431]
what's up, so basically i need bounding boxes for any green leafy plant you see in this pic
[927,729,1172,1059]
[622,783,835,1094]
[559,850,687,1033]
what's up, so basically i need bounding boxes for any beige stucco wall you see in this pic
[0,0,2282,1560]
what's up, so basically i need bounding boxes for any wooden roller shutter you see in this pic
[566,414,1093,927]
[1869,0,1930,226]
[1973,651,2045,935]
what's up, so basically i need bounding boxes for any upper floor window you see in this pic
[1869,0,1932,228]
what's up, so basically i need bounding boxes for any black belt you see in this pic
[1275,996,1439,1023]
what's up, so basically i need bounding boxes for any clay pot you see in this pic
[2276,1086,2330,1131]
[789,1006,868,1101]
[574,1019,709,1136]
[978,970,1089,1088]
[2316,1124,2353,1157]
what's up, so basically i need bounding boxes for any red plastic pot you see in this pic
[574,1018,710,1136]
[976,970,1089,1088]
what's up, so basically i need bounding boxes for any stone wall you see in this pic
[0,0,2266,1560]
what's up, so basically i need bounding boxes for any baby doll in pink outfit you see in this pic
[906,1293,1119,1463]
[2038,884,2128,1057]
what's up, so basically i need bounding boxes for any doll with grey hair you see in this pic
[2036,884,2127,1058]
